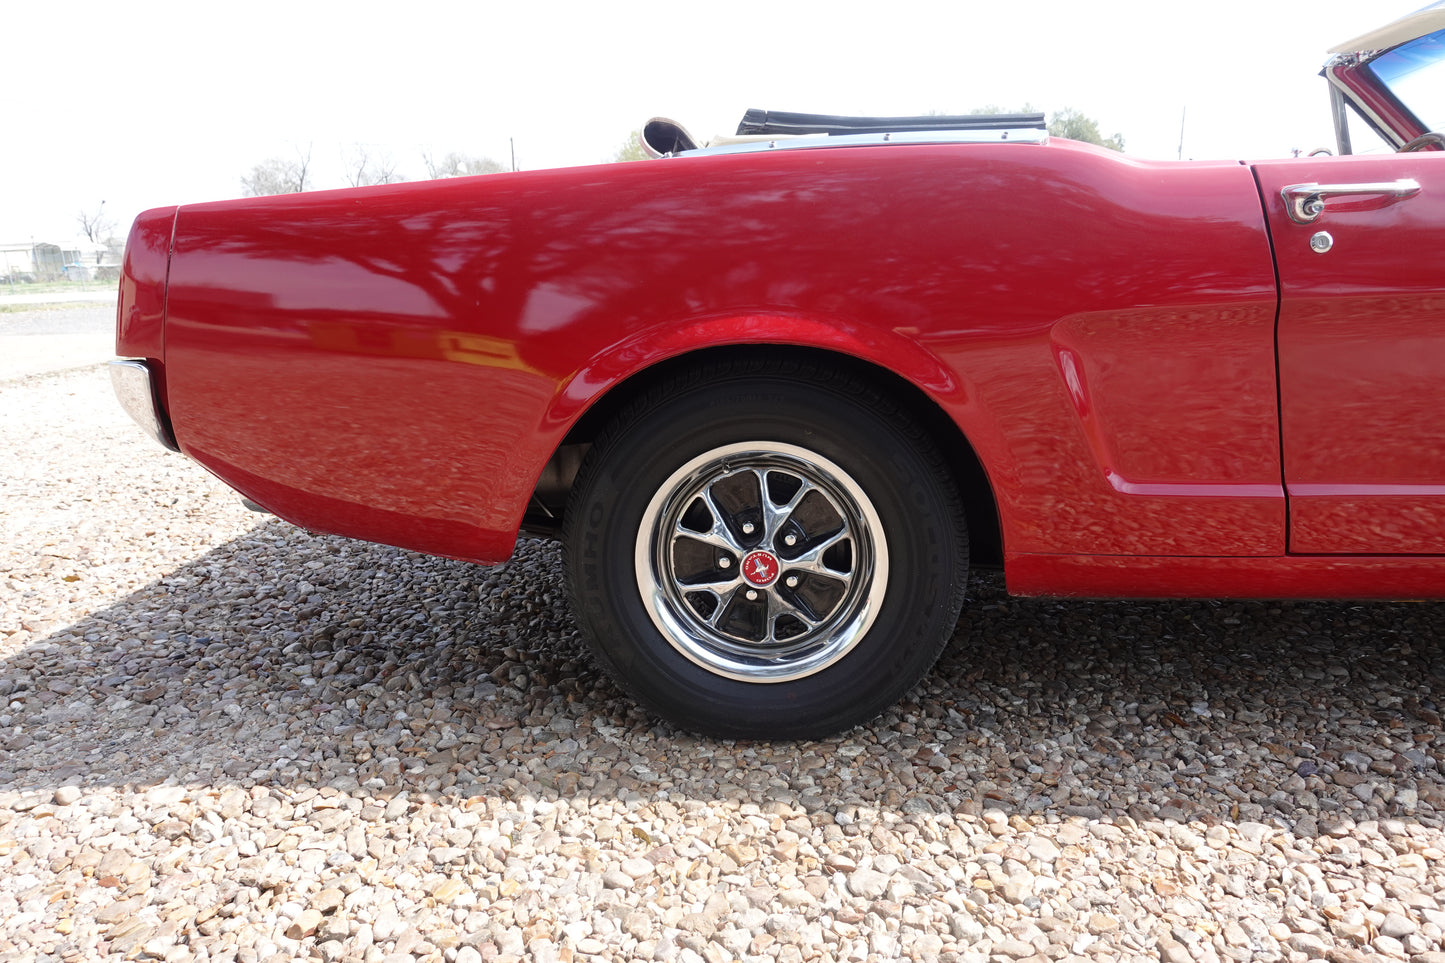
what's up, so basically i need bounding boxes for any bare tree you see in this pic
[242,160,301,196]
[77,201,115,243]
[293,143,312,191]
[241,144,315,197]
[343,146,405,187]
[421,151,505,179]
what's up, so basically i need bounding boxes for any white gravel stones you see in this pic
[4,360,1445,962]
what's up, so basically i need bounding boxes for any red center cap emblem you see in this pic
[741,550,780,587]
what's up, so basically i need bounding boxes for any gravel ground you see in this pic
[0,304,114,381]
[0,304,115,337]
[3,364,1445,963]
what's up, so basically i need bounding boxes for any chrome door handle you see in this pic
[1282,179,1420,224]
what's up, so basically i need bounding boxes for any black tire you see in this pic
[563,359,968,739]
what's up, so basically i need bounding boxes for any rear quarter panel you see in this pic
[162,141,1280,563]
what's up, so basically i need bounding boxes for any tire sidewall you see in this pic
[568,374,964,739]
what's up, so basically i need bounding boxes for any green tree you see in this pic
[619,113,1125,159]
[945,105,1123,151]
[612,130,650,162]
[1047,108,1125,151]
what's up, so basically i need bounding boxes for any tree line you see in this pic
[609,107,1124,162]
[61,109,1121,251]
[238,108,1123,196]
[240,146,508,197]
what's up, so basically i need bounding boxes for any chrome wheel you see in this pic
[635,442,888,682]
[567,362,967,737]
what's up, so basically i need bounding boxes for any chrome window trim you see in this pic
[1323,63,1409,152]
[672,128,1048,158]
[1330,84,1356,155]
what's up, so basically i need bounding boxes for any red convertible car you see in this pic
[114,6,1445,737]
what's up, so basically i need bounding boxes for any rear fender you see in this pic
[546,313,965,437]
[116,206,178,361]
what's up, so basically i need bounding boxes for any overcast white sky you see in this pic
[0,0,1422,245]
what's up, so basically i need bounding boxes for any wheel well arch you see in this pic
[527,344,1002,567]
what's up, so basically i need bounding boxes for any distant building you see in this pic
[0,243,36,281]
[0,239,121,281]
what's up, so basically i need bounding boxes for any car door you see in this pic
[1254,153,1445,554]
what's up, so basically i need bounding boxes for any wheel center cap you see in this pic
[741,550,780,587]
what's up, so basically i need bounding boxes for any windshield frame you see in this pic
[1362,26,1445,135]
[1323,59,1425,153]
[1323,16,1445,155]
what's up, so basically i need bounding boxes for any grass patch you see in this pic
[0,301,113,313]
[1,282,117,296]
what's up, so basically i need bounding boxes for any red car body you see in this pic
[117,140,1445,592]
[112,6,1445,735]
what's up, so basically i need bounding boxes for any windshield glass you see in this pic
[1368,26,1445,129]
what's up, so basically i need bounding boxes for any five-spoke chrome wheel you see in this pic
[564,361,968,738]
[635,442,888,682]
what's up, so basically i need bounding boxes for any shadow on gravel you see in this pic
[4,519,1444,836]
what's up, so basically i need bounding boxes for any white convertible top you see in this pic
[1330,0,1445,54]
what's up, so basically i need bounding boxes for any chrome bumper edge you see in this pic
[109,359,179,452]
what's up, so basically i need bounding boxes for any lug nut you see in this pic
[746,589,759,601]
[742,522,755,535]
[786,576,799,588]
[719,557,731,569]
[784,533,797,546]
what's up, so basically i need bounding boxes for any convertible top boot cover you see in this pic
[735,108,1048,136]
[641,110,1051,157]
